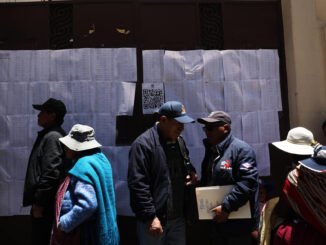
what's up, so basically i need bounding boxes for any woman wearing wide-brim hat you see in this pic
[263,127,326,245]
[50,124,119,245]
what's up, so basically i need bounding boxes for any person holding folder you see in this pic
[197,111,259,245]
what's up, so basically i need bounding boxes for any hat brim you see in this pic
[197,117,224,124]
[174,115,195,124]
[32,104,43,111]
[299,158,326,172]
[59,136,102,152]
[272,141,314,155]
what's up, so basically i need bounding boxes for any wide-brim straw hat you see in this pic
[272,127,315,155]
[59,124,101,151]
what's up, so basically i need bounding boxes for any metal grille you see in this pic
[50,4,73,49]
[199,3,223,50]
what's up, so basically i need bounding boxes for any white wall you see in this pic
[282,0,326,144]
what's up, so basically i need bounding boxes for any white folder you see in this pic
[195,185,251,220]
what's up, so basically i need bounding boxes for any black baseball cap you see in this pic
[33,98,67,117]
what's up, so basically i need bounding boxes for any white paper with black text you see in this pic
[9,50,32,82]
[258,49,279,80]
[31,50,50,82]
[224,81,243,112]
[142,50,164,83]
[181,50,203,81]
[242,80,261,112]
[203,81,225,113]
[258,111,280,143]
[202,50,224,82]
[228,112,243,140]
[7,82,30,115]
[0,51,10,82]
[71,48,91,81]
[251,143,270,176]
[239,50,259,80]
[222,50,241,81]
[50,49,71,81]
[163,51,185,82]
[242,112,260,144]
[196,185,251,220]
[114,48,137,82]
[164,80,206,113]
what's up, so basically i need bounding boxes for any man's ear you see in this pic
[49,112,57,122]
[159,115,167,122]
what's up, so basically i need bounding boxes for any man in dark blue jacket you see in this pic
[128,101,198,245]
[198,111,259,245]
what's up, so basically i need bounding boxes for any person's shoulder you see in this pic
[231,136,253,149]
[132,127,156,146]
[44,129,64,140]
[230,136,255,156]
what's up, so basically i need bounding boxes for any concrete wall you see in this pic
[282,0,326,144]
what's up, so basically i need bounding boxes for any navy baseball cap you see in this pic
[158,101,194,124]
[299,145,326,172]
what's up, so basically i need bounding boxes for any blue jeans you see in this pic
[137,217,186,245]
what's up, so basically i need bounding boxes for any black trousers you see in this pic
[29,208,53,245]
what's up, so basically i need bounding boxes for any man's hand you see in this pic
[32,204,44,218]
[185,172,198,186]
[210,205,229,222]
[147,217,163,237]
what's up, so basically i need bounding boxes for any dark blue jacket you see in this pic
[128,125,194,225]
[201,133,260,234]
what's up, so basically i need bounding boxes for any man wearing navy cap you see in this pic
[23,98,68,245]
[128,101,198,245]
[198,111,259,245]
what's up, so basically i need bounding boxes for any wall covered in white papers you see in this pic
[0,48,281,216]
[0,48,137,216]
[142,49,282,178]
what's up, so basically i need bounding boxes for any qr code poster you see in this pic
[142,83,165,114]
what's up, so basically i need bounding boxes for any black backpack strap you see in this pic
[177,136,191,175]
[178,136,199,225]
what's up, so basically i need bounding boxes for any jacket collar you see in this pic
[203,132,234,153]
[152,123,177,147]
[38,125,65,137]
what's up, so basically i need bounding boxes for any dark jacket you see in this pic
[201,133,260,234]
[128,125,195,225]
[23,126,67,208]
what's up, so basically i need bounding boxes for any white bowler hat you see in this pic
[59,124,101,151]
[272,127,315,155]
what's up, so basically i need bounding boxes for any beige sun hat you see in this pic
[59,124,101,151]
[272,127,315,155]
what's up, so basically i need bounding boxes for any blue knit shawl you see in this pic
[69,152,119,245]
